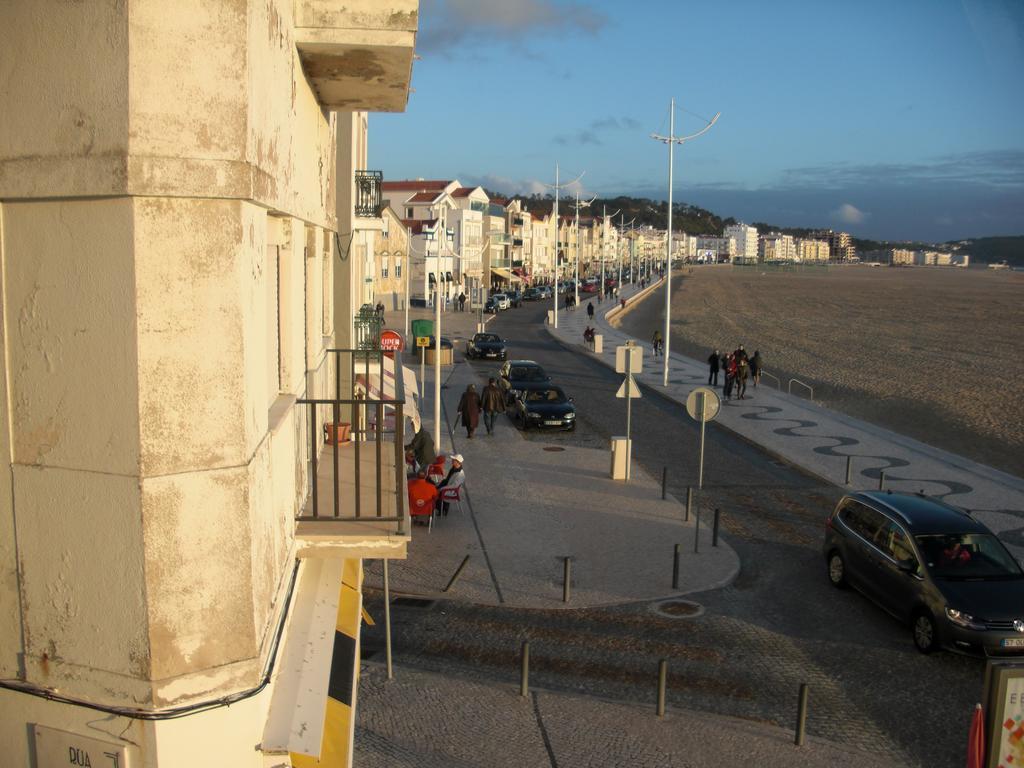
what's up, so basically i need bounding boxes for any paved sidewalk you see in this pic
[375,302,738,607]
[550,279,1024,549]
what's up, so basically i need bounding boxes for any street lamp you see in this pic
[543,164,584,329]
[600,206,619,302]
[650,99,719,386]
[571,191,595,308]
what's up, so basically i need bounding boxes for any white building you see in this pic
[725,223,759,264]
[760,233,797,262]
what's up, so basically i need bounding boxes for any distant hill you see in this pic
[506,193,1023,265]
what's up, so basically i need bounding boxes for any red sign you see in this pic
[380,330,404,352]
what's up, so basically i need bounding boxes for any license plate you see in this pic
[486,352,497,357]
[1002,638,1024,648]
[544,420,563,426]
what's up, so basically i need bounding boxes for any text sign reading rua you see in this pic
[34,725,135,768]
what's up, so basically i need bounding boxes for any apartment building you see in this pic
[725,223,759,264]
[506,199,533,282]
[797,238,831,263]
[760,233,797,263]
[891,248,916,266]
[812,229,857,262]
[696,235,736,262]
[373,207,411,310]
[0,3,418,767]
[531,212,553,282]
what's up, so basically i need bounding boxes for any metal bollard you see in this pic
[662,466,668,500]
[443,555,471,593]
[712,509,721,547]
[656,659,668,717]
[845,455,852,485]
[879,469,886,491]
[672,544,681,590]
[563,556,572,603]
[694,507,701,554]
[685,486,693,522]
[795,683,809,746]
[520,641,530,697]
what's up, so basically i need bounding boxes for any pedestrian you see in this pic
[587,301,594,320]
[456,384,481,439]
[733,344,748,365]
[708,349,720,386]
[736,355,749,399]
[651,329,663,357]
[458,292,466,312]
[620,297,626,310]
[434,454,466,517]
[404,425,434,473]
[481,377,505,436]
[565,293,572,311]
[583,326,595,348]
[724,353,737,399]
[750,350,762,388]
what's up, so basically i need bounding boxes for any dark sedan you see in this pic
[466,332,507,361]
[497,360,551,403]
[512,385,576,430]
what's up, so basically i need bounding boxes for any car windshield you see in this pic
[476,334,498,343]
[526,389,565,403]
[915,533,1023,580]
[513,367,546,381]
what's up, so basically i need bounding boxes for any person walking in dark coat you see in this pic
[458,292,466,311]
[708,349,720,386]
[456,384,481,438]
[481,377,505,436]
[750,350,762,388]
[723,353,736,399]
[587,301,594,320]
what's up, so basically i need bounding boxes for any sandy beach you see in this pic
[616,264,1024,479]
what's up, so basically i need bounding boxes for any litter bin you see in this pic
[425,347,452,366]
[610,436,631,480]
[594,334,603,354]
[547,310,554,325]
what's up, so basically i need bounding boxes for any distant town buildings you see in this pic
[889,248,968,267]
[725,223,759,264]
[760,232,796,263]
[812,229,857,262]
[796,238,830,262]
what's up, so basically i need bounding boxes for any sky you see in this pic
[371,0,1024,243]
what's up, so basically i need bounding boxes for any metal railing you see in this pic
[354,305,383,350]
[354,170,383,217]
[760,370,781,390]
[788,378,814,401]
[296,349,406,534]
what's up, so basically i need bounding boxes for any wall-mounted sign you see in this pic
[34,725,135,768]
[380,330,404,352]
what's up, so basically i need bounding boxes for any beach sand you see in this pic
[616,264,1024,478]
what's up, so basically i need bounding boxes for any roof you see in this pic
[406,191,442,203]
[401,218,438,236]
[381,179,451,191]
[451,187,480,198]
[852,491,984,535]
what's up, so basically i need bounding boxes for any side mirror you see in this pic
[897,559,917,574]
[568,397,575,403]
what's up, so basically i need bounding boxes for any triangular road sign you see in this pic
[616,375,642,399]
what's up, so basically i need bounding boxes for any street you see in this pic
[361,298,983,767]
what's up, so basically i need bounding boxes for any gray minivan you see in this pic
[823,491,1024,655]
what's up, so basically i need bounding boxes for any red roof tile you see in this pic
[381,179,450,191]
[406,191,441,203]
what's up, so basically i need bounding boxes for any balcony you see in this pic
[355,170,383,217]
[295,349,411,559]
[293,1,418,111]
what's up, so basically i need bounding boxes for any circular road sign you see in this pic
[686,387,721,422]
[380,329,404,352]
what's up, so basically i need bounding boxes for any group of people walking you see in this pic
[708,346,762,400]
[453,379,506,438]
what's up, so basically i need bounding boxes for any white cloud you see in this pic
[832,203,866,224]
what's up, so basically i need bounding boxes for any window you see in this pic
[407,207,414,218]
[840,501,885,543]
[381,260,389,279]
[395,256,402,278]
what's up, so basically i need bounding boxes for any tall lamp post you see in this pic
[650,99,719,386]
[600,206,619,302]
[571,191,595,308]
[543,164,584,328]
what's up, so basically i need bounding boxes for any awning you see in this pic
[490,267,523,283]
[353,358,422,434]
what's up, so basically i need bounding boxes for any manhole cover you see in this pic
[653,599,704,619]
[543,446,566,452]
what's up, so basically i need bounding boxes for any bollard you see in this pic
[563,556,572,603]
[656,659,668,717]
[712,509,721,548]
[661,466,668,500]
[794,683,809,746]
[685,486,693,522]
[879,469,886,491]
[845,455,852,485]
[520,641,530,697]
[694,507,701,554]
[443,555,471,593]
[672,544,681,590]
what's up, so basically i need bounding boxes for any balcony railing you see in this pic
[296,349,408,541]
[354,170,383,217]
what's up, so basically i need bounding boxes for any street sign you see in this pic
[35,724,135,768]
[615,343,644,374]
[415,336,430,347]
[380,329,404,352]
[686,387,720,422]
[616,375,641,399]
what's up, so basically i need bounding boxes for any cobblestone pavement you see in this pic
[358,299,984,768]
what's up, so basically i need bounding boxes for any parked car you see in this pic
[511,385,576,430]
[466,332,507,361]
[535,285,553,299]
[523,287,542,301]
[497,360,551,403]
[823,490,1024,656]
[507,289,523,307]
[492,293,511,310]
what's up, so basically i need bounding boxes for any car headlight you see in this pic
[527,411,542,418]
[945,607,984,629]
[565,412,575,419]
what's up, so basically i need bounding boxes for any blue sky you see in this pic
[371,0,1024,242]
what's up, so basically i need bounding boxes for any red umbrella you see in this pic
[968,703,985,768]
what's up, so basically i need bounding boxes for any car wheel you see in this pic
[912,611,938,654]
[827,551,847,589]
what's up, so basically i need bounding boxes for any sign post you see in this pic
[615,342,644,481]
[416,336,430,400]
[685,386,721,489]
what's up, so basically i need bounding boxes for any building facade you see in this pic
[725,223,759,264]
[0,2,418,766]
